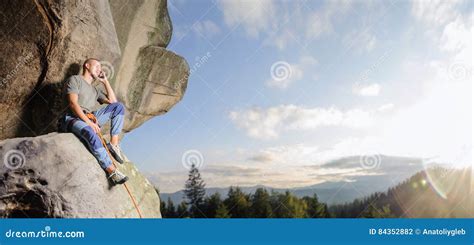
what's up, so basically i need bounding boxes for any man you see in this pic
[59,58,128,185]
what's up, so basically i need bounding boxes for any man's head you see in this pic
[82,58,102,79]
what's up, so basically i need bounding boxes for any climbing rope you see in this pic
[86,113,143,218]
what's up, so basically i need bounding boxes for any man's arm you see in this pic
[67,93,101,134]
[98,72,117,104]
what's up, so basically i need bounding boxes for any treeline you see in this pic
[161,187,331,218]
[330,167,472,218]
[160,163,334,218]
[159,164,472,218]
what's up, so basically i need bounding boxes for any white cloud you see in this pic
[343,28,377,54]
[192,20,221,38]
[252,80,472,166]
[362,11,472,164]
[352,83,381,96]
[305,9,333,39]
[219,0,354,50]
[229,104,375,140]
[260,3,307,50]
[146,164,323,193]
[306,0,352,39]
[377,103,394,112]
[381,79,472,166]
[411,0,463,26]
[439,15,473,62]
[218,0,276,38]
[249,144,321,165]
[299,55,319,66]
[354,58,472,167]
[146,159,381,193]
[147,141,424,193]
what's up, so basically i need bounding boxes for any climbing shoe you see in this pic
[107,143,124,164]
[108,169,128,185]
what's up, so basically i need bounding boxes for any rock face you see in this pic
[109,0,188,132]
[109,0,172,50]
[0,0,189,217]
[0,133,161,218]
[0,0,122,140]
[0,0,189,140]
[119,46,189,131]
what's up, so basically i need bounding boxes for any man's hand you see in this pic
[97,71,108,84]
[68,93,101,132]
[87,120,101,134]
[97,69,118,103]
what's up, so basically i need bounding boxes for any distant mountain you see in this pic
[330,167,473,218]
[160,155,426,205]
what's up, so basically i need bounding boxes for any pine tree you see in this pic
[224,186,250,218]
[362,204,395,218]
[303,194,329,218]
[321,204,331,218]
[203,193,224,218]
[160,200,168,218]
[166,198,177,218]
[183,163,206,218]
[250,188,272,218]
[177,201,190,218]
[215,203,231,218]
[271,191,307,218]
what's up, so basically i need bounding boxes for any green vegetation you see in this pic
[160,167,472,218]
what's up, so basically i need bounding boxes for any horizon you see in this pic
[156,157,471,194]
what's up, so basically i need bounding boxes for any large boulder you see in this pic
[109,0,188,132]
[109,0,172,50]
[0,133,161,218]
[0,0,188,218]
[0,0,122,140]
[119,46,189,132]
[0,0,189,140]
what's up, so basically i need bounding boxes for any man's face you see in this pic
[87,60,102,79]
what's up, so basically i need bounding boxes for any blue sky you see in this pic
[121,0,473,192]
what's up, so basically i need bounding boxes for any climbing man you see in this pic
[58,58,128,185]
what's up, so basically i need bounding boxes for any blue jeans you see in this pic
[59,102,125,170]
